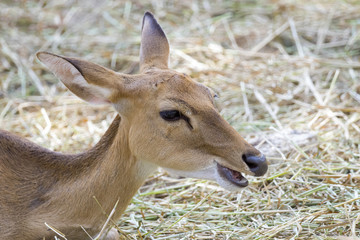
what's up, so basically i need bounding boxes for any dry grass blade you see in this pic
[44,223,67,240]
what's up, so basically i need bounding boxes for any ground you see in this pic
[0,0,360,239]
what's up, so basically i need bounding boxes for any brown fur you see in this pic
[0,12,267,239]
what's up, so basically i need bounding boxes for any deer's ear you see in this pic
[140,12,170,72]
[37,52,120,104]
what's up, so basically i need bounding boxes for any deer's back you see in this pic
[0,130,65,238]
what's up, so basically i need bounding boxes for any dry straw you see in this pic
[0,0,359,239]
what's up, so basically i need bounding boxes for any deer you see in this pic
[0,12,267,240]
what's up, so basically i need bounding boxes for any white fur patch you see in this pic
[163,162,245,192]
[163,166,216,181]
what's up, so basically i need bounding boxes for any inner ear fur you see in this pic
[63,57,119,89]
[37,52,131,104]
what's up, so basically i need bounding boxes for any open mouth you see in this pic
[216,163,248,187]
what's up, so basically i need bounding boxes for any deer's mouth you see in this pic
[216,163,248,187]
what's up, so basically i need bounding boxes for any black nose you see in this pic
[242,153,268,176]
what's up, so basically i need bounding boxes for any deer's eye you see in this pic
[160,110,181,121]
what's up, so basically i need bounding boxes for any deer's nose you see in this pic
[242,153,268,176]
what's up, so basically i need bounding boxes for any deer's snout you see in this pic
[242,153,268,176]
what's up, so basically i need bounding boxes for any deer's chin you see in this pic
[162,166,216,181]
[163,162,249,192]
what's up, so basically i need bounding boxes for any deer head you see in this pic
[37,12,267,192]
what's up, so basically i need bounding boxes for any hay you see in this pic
[0,0,359,239]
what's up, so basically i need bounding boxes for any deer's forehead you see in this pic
[152,73,210,97]
[135,71,213,109]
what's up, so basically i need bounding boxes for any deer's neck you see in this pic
[35,115,157,226]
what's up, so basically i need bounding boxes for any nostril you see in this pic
[242,153,268,176]
[242,154,258,169]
